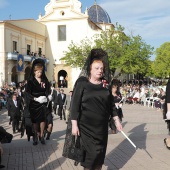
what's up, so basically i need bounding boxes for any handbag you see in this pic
[67,136,85,164]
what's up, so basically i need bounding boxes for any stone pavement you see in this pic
[1,104,170,170]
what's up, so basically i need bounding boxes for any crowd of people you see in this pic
[0,48,170,169]
[118,83,166,110]
[0,59,73,168]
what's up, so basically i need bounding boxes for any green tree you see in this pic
[153,42,170,78]
[93,24,127,75]
[93,27,154,76]
[60,23,154,77]
[145,60,154,77]
[120,35,154,75]
[61,38,92,68]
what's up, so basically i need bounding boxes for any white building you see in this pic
[0,0,114,90]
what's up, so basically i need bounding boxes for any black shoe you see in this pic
[33,141,38,145]
[46,132,51,140]
[27,135,30,141]
[44,130,47,138]
[9,121,11,125]
[0,165,5,169]
[66,122,68,124]
[60,118,62,120]
[164,138,170,150]
[33,135,38,145]
[64,118,66,120]
[46,136,50,140]
[40,137,45,144]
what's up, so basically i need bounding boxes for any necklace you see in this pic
[89,78,101,85]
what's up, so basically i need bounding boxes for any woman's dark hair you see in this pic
[110,78,120,92]
[34,63,44,72]
[110,79,120,87]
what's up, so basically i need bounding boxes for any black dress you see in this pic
[112,92,124,121]
[25,77,50,123]
[164,80,170,131]
[70,77,117,169]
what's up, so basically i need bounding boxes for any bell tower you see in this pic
[70,0,82,13]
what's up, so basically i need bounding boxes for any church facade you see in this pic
[0,0,114,89]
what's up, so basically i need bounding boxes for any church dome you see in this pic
[87,3,111,24]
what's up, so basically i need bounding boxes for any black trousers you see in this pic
[58,106,66,120]
[53,104,59,115]
[11,116,19,132]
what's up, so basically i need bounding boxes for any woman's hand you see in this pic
[71,120,80,136]
[115,120,122,131]
[113,116,122,132]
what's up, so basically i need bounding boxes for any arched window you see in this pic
[58,70,68,88]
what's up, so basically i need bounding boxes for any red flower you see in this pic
[41,82,45,88]
[102,79,108,88]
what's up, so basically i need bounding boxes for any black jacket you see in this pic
[52,90,62,106]
[7,98,21,118]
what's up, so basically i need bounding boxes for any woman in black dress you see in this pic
[111,80,124,122]
[25,59,52,145]
[163,79,170,149]
[63,49,122,170]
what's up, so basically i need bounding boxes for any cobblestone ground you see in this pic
[1,104,170,170]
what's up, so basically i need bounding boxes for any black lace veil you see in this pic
[79,48,111,82]
[28,58,48,82]
[62,48,111,160]
[27,58,50,96]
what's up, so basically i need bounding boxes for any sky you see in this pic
[0,0,170,60]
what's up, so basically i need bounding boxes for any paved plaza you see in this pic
[1,104,170,170]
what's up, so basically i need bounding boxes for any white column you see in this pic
[8,72,12,85]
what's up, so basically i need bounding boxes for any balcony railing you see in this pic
[7,52,49,63]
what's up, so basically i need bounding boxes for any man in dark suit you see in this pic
[7,94,21,134]
[52,88,60,115]
[16,90,23,121]
[58,89,66,120]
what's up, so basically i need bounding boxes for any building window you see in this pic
[38,48,42,56]
[58,25,66,41]
[13,41,17,53]
[27,44,31,55]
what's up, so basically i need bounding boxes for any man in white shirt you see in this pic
[7,94,21,133]
[52,88,61,115]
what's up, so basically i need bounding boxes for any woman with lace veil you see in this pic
[63,48,122,170]
[163,78,170,149]
[25,59,52,145]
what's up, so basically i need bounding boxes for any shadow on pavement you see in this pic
[105,123,150,169]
